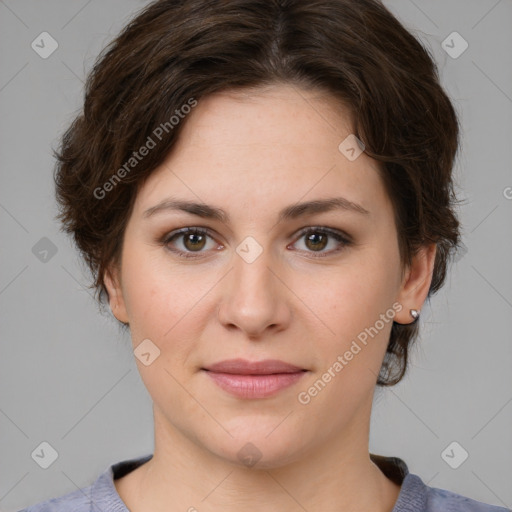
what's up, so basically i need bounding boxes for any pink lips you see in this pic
[202,358,307,399]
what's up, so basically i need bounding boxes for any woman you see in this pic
[21,0,508,511]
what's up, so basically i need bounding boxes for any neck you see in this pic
[117,403,401,512]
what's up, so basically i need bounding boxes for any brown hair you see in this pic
[54,0,463,386]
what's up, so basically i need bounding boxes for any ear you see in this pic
[394,243,437,324]
[103,264,129,324]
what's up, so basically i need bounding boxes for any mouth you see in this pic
[201,358,308,399]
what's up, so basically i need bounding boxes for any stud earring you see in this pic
[410,309,420,321]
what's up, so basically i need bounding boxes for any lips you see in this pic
[203,358,305,375]
[202,358,307,399]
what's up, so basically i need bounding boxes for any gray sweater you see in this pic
[19,453,510,511]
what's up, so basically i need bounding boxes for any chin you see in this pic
[208,426,305,470]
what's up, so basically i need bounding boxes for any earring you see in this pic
[410,309,420,321]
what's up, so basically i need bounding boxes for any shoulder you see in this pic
[425,484,510,512]
[400,473,510,512]
[392,468,512,512]
[370,455,509,512]
[18,454,152,512]
[18,485,94,511]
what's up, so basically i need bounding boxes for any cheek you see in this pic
[297,272,398,414]
[120,246,214,349]
[298,247,401,382]
[119,251,208,392]
[307,256,399,333]
[119,246,174,338]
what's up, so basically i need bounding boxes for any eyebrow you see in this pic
[142,196,370,222]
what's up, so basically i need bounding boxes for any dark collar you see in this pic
[370,453,409,485]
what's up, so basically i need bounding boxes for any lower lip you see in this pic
[204,370,306,399]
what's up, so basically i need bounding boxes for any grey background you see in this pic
[1,0,511,510]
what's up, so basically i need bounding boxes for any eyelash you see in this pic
[160,226,352,259]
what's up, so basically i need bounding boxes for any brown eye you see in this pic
[291,227,352,257]
[162,227,219,258]
[183,231,207,251]
[304,232,328,251]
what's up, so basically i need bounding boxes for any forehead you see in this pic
[179,84,355,147]
[132,84,388,219]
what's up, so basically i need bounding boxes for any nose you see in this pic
[217,246,292,339]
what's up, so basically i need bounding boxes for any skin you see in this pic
[105,83,436,512]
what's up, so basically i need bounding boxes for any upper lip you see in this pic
[203,358,305,375]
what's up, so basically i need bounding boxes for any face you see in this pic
[105,84,434,469]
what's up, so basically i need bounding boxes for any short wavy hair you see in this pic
[54,0,463,386]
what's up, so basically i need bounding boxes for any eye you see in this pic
[290,227,352,257]
[160,226,352,259]
[162,227,221,258]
